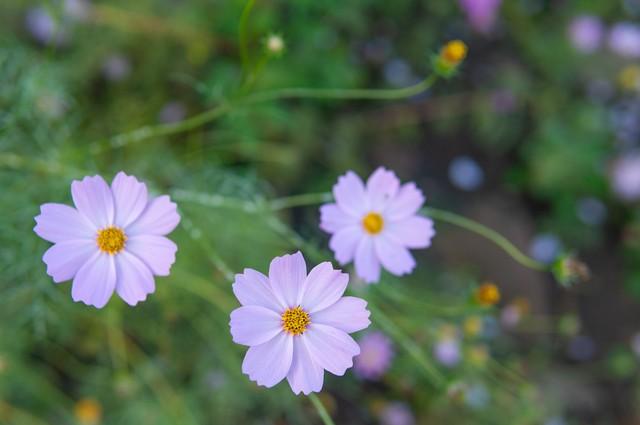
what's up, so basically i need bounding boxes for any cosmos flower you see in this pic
[608,22,640,59]
[611,153,640,201]
[567,15,604,53]
[433,338,461,367]
[459,0,502,35]
[379,401,415,425]
[34,172,180,308]
[229,252,371,395]
[354,331,394,380]
[320,167,435,283]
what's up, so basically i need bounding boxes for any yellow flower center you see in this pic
[96,227,127,255]
[441,40,468,65]
[281,306,311,336]
[362,212,384,235]
[475,282,501,306]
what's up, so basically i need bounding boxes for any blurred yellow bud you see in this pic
[74,398,102,425]
[467,345,490,366]
[618,65,640,91]
[463,316,483,337]
[475,282,501,306]
[440,40,468,66]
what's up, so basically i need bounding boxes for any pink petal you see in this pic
[332,171,369,217]
[354,237,381,283]
[126,195,180,236]
[268,251,306,308]
[42,240,96,283]
[71,253,116,309]
[242,332,293,388]
[366,167,400,211]
[34,203,95,243]
[385,182,425,221]
[329,226,363,265]
[233,268,284,312]
[71,175,115,228]
[115,251,155,306]
[287,337,324,395]
[312,297,371,334]
[301,262,349,313]
[230,306,283,346]
[125,235,177,276]
[374,236,416,276]
[319,203,358,233]
[386,216,436,248]
[111,172,148,229]
[305,324,360,376]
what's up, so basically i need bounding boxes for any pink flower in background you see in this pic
[611,154,640,201]
[230,252,370,395]
[608,22,640,59]
[320,167,435,283]
[459,0,502,34]
[34,172,180,308]
[354,331,394,380]
[568,15,604,53]
[433,338,461,367]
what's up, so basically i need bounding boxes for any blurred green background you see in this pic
[2,0,640,424]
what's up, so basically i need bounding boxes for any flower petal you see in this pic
[333,171,369,217]
[354,237,381,283]
[42,240,96,283]
[385,182,425,221]
[71,175,115,228]
[319,203,358,233]
[125,235,177,276]
[233,268,284,312]
[305,324,360,376]
[312,297,371,334]
[111,172,148,229]
[268,251,306,308]
[242,332,293,388]
[374,236,416,276]
[115,251,155,306]
[34,203,96,243]
[126,195,180,236]
[71,253,116,309]
[386,216,435,248]
[287,337,324,395]
[329,226,363,265]
[366,167,400,211]
[230,306,283,346]
[301,262,349,313]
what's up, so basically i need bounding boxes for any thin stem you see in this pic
[238,0,256,83]
[102,74,438,150]
[422,207,548,271]
[269,192,333,211]
[308,393,336,425]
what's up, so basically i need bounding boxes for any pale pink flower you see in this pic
[354,331,394,380]
[320,167,435,283]
[459,0,502,34]
[229,252,371,395]
[34,172,180,308]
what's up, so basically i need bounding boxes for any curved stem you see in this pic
[422,207,548,271]
[238,0,256,83]
[102,74,438,150]
[308,393,336,425]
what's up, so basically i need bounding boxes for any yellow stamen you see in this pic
[362,212,384,235]
[475,282,501,306]
[441,40,468,65]
[96,227,126,255]
[281,306,311,336]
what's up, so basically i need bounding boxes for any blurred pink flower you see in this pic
[229,252,371,395]
[459,0,502,34]
[567,15,604,53]
[608,22,640,58]
[320,167,435,283]
[380,402,415,425]
[611,154,640,201]
[34,172,180,308]
[433,338,461,367]
[354,331,394,380]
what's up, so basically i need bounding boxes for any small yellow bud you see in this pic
[475,282,501,306]
[467,345,489,366]
[74,398,102,425]
[618,65,640,91]
[463,316,483,337]
[441,40,468,66]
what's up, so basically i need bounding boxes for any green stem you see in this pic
[100,74,437,150]
[269,192,333,211]
[238,0,256,84]
[422,207,548,271]
[308,393,336,425]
